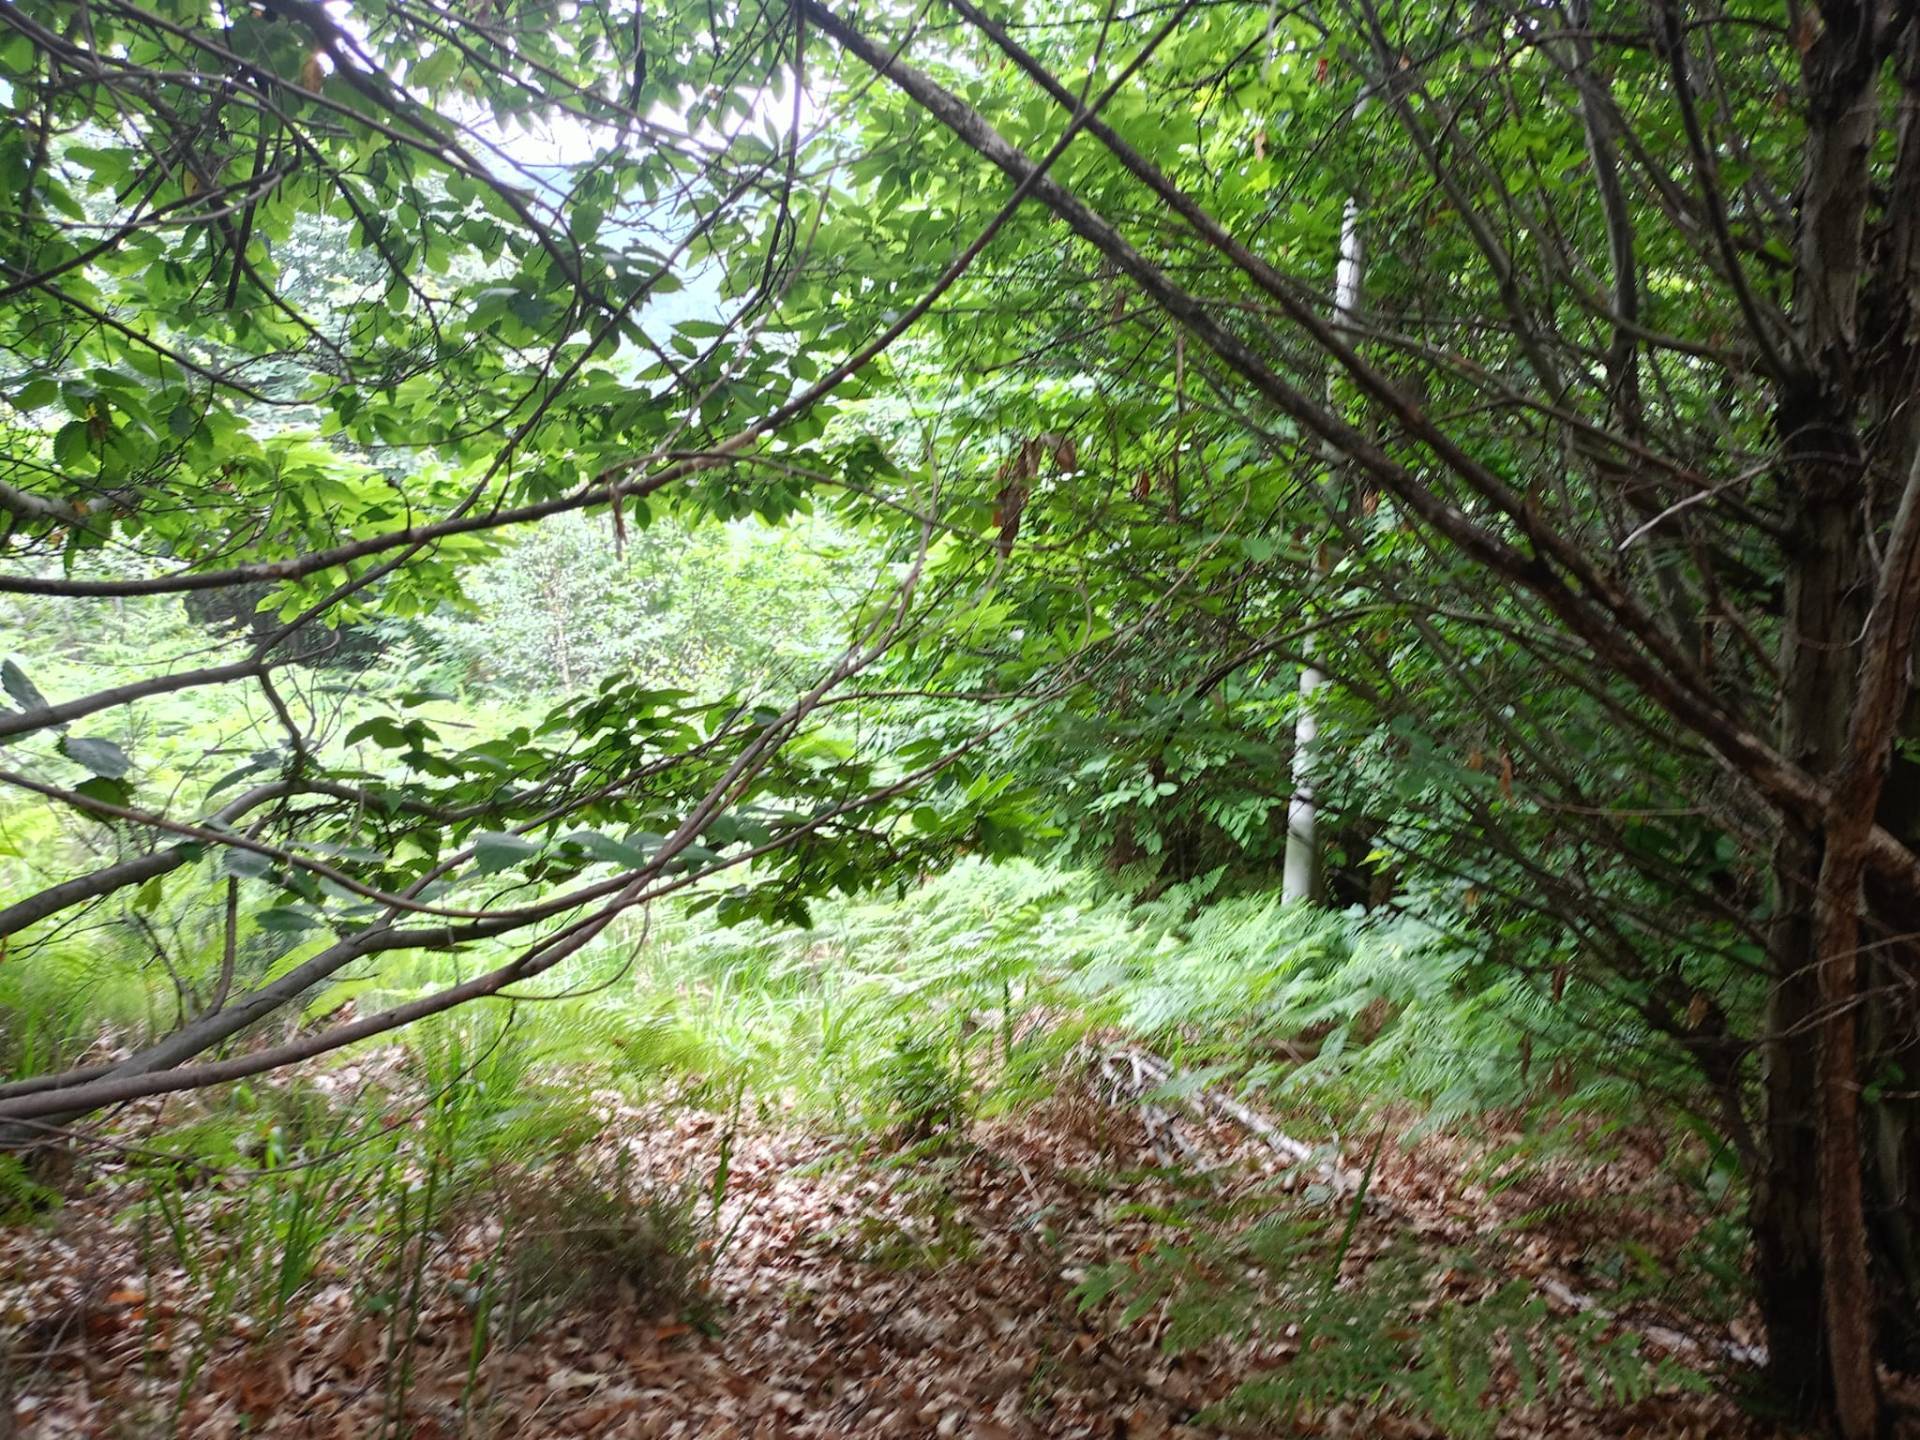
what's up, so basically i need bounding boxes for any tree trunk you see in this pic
[1750,4,1894,1420]
[1283,184,1365,904]
[1281,654,1324,903]
[1863,936,1920,1372]
[1860,815,1920,1378]
[1858,13,1920,1383]
[1759,484,1865,1413]
[1757,859,1830,1411]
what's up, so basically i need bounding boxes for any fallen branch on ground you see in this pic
[1097,1044,1766,1367]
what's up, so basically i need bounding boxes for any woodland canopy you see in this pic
[2,0,1919,1434]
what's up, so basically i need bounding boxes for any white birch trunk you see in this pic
[1282,184,1365,903]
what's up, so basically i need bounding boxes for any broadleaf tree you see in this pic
[788,0,1920,1427]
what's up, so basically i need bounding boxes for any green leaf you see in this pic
[223,848,274,879]
[257,906,323,934]
[52,420,91,466]
[12,378,57,412]
[471,830,540,874]
[133,874,166,914]
[564,830,654,869]
[344,716,410,749]
[73,776,132,807]
[59,734,131,778]
[2,660,48,713]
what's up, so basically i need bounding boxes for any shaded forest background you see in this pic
[2,0,1920,1433]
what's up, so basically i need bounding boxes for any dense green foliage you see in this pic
[7,0,1920,1428]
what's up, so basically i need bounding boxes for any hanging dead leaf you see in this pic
[993,480,1029,557]
[1686,992,1712,1030]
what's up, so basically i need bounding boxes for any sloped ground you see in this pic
[0,1070,1799,1440]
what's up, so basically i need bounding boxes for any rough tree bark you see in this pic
[1758,2,1906,1425]
[1761,462,1868,1412]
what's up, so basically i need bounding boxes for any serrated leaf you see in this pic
[59,734,130,778]
[223,848,273,879]
[12,378,57,412]
[2,660,48,713]
[53,420,90,466]
[344,717,408,748]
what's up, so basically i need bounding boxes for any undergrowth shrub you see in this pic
[471,1158,724,1343]
[1075,1177,1707,1438]
[603,862,1107,1130]
[869,1028,972,1145]
[0,851,316,1084]
[127,1009,636,1351]
[833,1152,981,1272]
[0,1154,59,1222]
[0,853,1747,1436]
[0,931,162,1079]
[597,857,1729,1178]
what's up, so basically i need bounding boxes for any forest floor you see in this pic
[0,1054,1816,1440]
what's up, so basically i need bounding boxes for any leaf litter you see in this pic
[0,1052,1836,1439]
